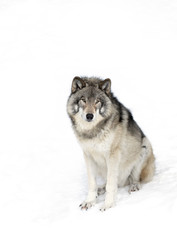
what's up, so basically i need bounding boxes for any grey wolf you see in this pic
[67,76,155,211]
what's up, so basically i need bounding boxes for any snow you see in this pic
[0,0,177,239]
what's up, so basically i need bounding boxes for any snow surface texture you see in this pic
[0,0,177,239]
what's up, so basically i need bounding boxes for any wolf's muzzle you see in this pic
[86,113,94,122]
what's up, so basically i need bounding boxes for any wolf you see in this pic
[67,76,155,211]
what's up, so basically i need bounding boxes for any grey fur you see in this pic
[67,76,155,211]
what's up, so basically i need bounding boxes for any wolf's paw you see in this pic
[128,183,141,194]
[99,202,115,212]
[79,201,95,211]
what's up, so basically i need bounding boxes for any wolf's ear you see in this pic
[99,78,111,94]
[71,76,86,93]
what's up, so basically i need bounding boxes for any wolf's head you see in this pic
[67,77,112,128]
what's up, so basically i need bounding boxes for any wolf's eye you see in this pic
[80,97,86,103]
[95,99,101,105]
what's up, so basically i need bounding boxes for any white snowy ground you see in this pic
[0,0,177,239]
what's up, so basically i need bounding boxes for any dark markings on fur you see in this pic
[108,91,145,140]
[127,111,145,140]
[118,103,123,122]
[108,93,123,122]
[142,146,146,148]
[116,101,123,122]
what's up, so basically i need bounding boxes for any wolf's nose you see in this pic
[86,113,94,122]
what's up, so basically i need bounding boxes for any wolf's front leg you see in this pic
[80,153,97,210]
[100,153,119,211]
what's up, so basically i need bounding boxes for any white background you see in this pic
[0,0,177,239]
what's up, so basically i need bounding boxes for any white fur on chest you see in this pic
[79,130,115,165]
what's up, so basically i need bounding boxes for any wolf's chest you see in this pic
[79,130,114,157]
[78,130,117,172]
